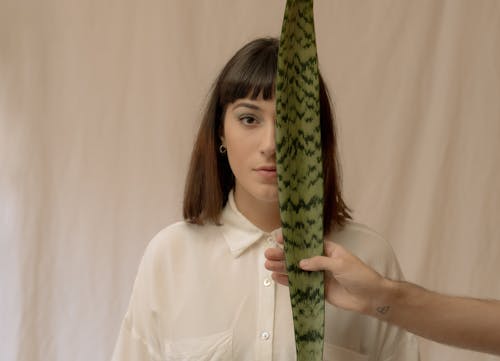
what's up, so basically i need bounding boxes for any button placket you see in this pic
[255,234,276,360]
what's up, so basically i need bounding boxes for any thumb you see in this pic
[300,242,346,273]
[299,255,336,273]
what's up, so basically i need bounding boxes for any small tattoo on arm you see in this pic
[376,305,390,315]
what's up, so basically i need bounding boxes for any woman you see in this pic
[111,37,419,361]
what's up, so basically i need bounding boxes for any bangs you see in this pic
[219,38,278,105]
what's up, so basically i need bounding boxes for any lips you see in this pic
[256,166,277,172]
[255,165,277,179]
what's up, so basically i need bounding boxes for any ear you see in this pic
[218,120,225,143]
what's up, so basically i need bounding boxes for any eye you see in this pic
[239,115,259,126]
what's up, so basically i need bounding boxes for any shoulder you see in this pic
[149,221,209,245]
[331,221,389,254]
[141,221,223,264]
[330,221,405,280]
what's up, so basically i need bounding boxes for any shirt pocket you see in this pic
[163,329,232,361]
[323,343,368,361]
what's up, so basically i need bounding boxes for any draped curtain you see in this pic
[1,1,499,360]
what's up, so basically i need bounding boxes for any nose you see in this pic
[260,121,276,158]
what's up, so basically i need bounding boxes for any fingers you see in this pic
[264,245,286,273]
[264,259,287,273]
[266,239,342,274]
[264,247,284,261]
[271,272,289,286]
[276,231,284,245]
[265,236,287,284]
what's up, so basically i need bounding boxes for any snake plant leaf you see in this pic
[275,0,324,360]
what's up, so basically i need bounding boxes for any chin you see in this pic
[253,186,279,203]
[234,180,280,205]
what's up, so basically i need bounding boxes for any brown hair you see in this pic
[183,37,351,235]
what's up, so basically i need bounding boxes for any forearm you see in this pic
[372,280,500,355]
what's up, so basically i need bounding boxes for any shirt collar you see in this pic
[220,190,280,258]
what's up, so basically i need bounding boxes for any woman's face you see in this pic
[222,95,278,205]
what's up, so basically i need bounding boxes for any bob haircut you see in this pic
[183,37,351,235]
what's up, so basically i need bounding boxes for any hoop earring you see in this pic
[219,144,227,154]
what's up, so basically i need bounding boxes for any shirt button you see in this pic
[266,236,274,244]
[261,331,270,340]
[263,278,272,287]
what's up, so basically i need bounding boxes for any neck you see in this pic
[233,188,281,233]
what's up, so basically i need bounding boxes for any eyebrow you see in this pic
[232,102,261,111]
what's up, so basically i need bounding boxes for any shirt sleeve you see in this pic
[111,235,164,361]
[111,316,162,361]
[382,332,420,361]
[335,223,421,361]
[367,238,421,361]
[365,234,421,361]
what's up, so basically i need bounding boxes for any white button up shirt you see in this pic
[112,192,419,361]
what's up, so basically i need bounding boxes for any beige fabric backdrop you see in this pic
[1,1,499,360]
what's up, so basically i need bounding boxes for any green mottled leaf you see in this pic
[275,0,324,360]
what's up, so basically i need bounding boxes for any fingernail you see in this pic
[299,260,308,268]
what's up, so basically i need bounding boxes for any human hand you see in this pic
[264,233,390,316]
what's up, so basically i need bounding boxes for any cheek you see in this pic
[226,140,248,175]
[225,131,255,176]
